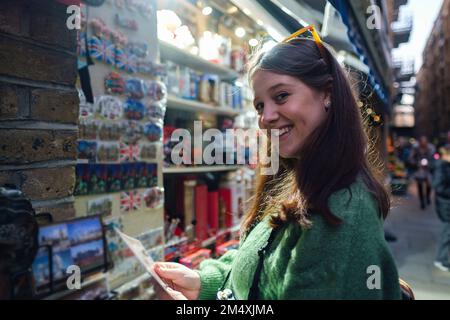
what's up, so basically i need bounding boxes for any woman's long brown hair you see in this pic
[242,38,390,233]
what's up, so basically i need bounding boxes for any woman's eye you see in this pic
[254,103,264,114]
[274,92,289,102]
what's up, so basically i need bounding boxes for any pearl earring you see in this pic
[324,100,331,112]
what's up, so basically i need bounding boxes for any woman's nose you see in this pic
[260,104,279,128]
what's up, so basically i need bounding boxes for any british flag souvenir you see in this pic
[88,36,115,65]
[119,142,140,162]
[115,47,137,73]
[120,190,141,213]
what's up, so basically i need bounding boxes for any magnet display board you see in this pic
[75,0,165,290]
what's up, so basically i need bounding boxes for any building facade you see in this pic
[415,0,450,141]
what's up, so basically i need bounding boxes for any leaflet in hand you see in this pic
[114,228,172,299]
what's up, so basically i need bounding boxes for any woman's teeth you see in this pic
[274,126,293,137]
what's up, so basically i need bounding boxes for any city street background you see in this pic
[387,183,450,300]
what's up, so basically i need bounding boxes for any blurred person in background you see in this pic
[433,143,450,272]
[409,136,436,210]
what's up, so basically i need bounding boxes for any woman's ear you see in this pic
[322,89,332,112]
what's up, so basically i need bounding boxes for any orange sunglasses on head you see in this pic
[282,25,328,63]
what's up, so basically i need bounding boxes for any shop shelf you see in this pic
[201,236,217,247]
[159,40,239,81]
[166,95,240,116]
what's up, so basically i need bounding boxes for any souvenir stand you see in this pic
[74,0,166,299]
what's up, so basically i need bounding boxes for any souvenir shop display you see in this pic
[74,0,166,298]
[72,0,259,300]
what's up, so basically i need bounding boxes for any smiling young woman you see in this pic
[154,30,403,300]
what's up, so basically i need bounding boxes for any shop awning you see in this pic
[328,0,392,112]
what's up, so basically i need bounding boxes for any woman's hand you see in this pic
[153,262,201,300]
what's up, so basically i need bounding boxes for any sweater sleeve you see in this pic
[278,185,401,300]
[195,249,238,300]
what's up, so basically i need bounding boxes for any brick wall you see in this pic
[0,0,79,221]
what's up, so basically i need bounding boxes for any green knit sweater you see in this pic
[196,178,402,300]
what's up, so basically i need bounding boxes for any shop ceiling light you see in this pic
[249,38,259,47]
[257,20,264,26]
[235,27,246,38]
[227,6,238,14]
[243,8,251,16]
[202,6,212,15]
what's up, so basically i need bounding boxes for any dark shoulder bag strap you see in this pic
[248,228,277,300]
